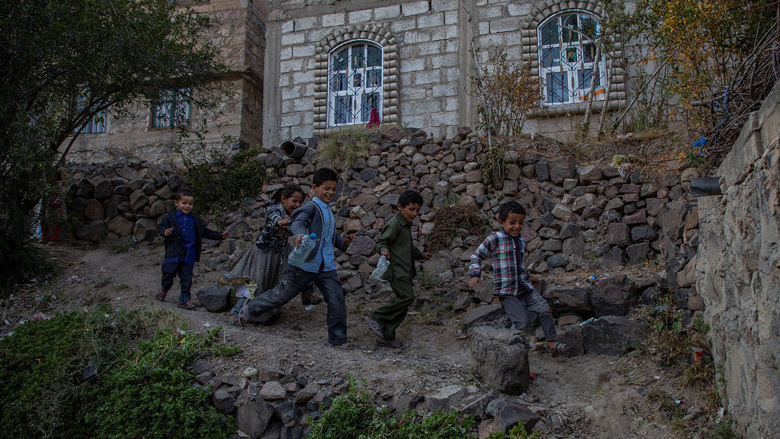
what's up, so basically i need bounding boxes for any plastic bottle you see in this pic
[371,256,389,280]
[288,233,317,265]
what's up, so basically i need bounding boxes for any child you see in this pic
[219,184,320,326]
[155,189,229,310]
[239,168,356,349]
[365,189,432,350]
[468,201,569,356]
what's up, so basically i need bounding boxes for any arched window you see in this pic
[538,13,606,106]
[328,42,383,127]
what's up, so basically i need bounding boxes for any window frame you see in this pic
[150,88,191,129]
[537,12,607,107]
[327,40,383,128]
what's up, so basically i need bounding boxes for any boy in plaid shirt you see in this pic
[469,201,569,356]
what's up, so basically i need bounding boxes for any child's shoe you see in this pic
[178,301,197,310]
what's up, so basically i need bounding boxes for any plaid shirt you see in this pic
[469,230,536,297]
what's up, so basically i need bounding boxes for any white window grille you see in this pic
[328,42,383,127]
[538,13,607,106]
[151,88,190,128]
[79,111,107,134]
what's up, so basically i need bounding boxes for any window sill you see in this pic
[528,98,625,118]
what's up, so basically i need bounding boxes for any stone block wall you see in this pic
[697,81,780,437]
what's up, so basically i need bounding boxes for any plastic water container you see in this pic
[288,233,317,266]
[371,256,389,280]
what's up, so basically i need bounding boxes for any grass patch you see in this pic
[316,126,376,173]
[309,379,475,438]
[0,307,237,439]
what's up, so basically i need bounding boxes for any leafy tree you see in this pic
[0,0,226,291]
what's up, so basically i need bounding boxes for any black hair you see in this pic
[272,184,304,203]
[312,167,339,186]
[175,189,194,200]
[497,201,526,221]
[398,189,423,207]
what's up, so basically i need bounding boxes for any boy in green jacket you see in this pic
[365,189,432,350]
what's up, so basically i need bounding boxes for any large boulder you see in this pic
[133,218,158,243]
[236,398,275,438]
[484,397,540,435]
[470,327,530,394]
[543,286,592,316]
[590,278,635,317]
[463,304,511,333]
[424,385,465,413]
[84,199,105,221]
[107,216,134,237]
[77,221,108,242]
[196,285,231,312]
[581,316,649,355]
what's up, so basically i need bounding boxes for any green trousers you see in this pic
[371,276,414,341]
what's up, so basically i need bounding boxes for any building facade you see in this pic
[64,0,266,163]
[262,0,629,147]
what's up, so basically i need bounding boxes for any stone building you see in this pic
[68,0,635,160]
[64,0,266,163]
[263,0,629,148]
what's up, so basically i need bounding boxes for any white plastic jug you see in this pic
[288,233,317,265]
[371,256,389,280]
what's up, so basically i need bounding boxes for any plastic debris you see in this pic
[587,274,597,283]
[580,317,596,326]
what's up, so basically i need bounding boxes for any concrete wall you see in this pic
[697,81,780,437]
[263,0,631,147]
[64,0,266,163]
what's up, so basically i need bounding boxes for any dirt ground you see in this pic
[1,243,722,438]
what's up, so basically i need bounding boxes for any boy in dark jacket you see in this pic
[365,189,432,350]
[155,189,228,310]
[239,168,356,349]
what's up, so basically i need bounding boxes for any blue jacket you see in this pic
[158,211,223,263]
[289,201,347,262]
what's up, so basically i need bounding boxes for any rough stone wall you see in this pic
[64,0,265,162]
[697,82,780,438]
[263,0,635,147]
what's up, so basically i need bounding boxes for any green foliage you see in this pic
[182,145,269,216]
[309,381,475,439]
[714,415,742,439]
[486,422,541,439]
[0,309,237,439]
[427,204,488,252]
[0,0,226,288]
[317,126,376,173]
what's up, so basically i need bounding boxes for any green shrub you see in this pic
[308,381,475,439]
[182,145,269,216]
[486,422,541,438]
[316,126,375,173]
[0,308,237,439]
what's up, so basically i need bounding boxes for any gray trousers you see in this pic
[246,265,347,345]
[499,291,557,341]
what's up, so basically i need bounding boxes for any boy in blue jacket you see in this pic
[239,168,356,349]
[155,189,228,310]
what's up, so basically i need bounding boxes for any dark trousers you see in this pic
[499,292,557,341]
[161,261,194,304]
[246,265,347,345]
[371,276,414,341]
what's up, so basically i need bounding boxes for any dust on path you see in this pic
[2,244,712,439]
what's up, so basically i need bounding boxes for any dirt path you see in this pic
[1,244,715,438]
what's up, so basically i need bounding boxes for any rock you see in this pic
[550,156,576,184]
[196,285,231,312]
[133,218,158,243]
[470,327,530,394]
[167,175,183,191]
[149,199,168,217]
[591,278,634,317]
[626,243,650,264]
[460,392,499,419]
[555,326,584,357]
[84,199,106,221]
[272,400,297,428]
[347,236,374,256]
[631,225,658,242]
[602,247,627,268]
[105,195,129,217]
[259,381,287,400]
[551,204,572,221]
[76,178,95,198]
[639,287,660,305]
[425,385,466,413]
[246,307,282,326]
[485,398,540,434]
[237,398,275,438]
[572,194,597,213]
[295,382,321,404]
[607,223,631,246]
[155,184,174,200]
[212,388,237,414]
[129,189,148,213]
[581,316,649,355]
[577,165,602,184]
[77,221,108,242]
[534,160,550,181]
[93,180,114,200]
[463,304,511,333]
[546,255,569,268]
[544,286,592,316]
[107,216,134,237]
[623,210,647,225]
